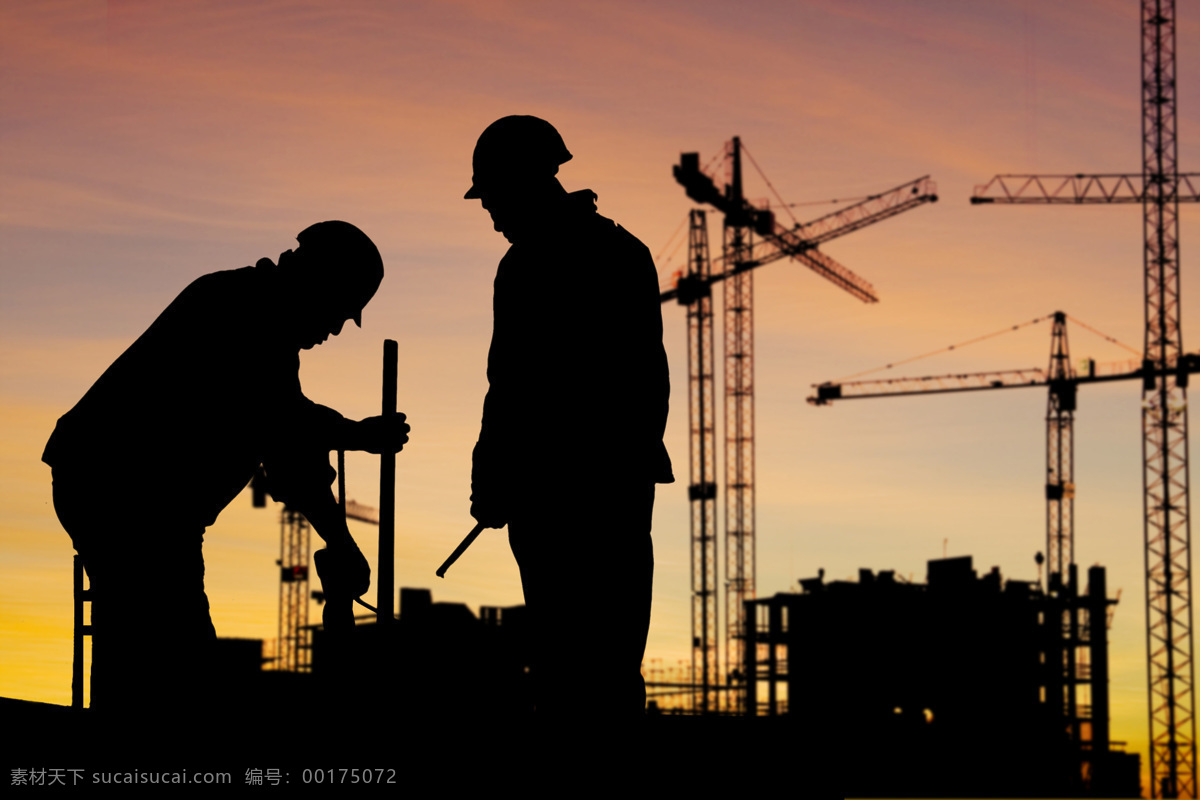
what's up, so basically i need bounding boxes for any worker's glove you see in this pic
[357,414,410,455]
[314,541,370,599]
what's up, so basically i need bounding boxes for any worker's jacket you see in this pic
[43,259,340,527]
[472,190,674,518]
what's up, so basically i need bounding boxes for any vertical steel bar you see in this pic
[72,555,84,709]
[378,339,398,625]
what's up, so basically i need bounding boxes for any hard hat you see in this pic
[464,115,573,200]
[294,220,384,327]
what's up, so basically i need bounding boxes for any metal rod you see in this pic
[72,555,84,709]
[378,340,397,624]
[337,449,346,512]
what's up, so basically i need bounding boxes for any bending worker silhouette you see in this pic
[43,221,409,712]
[465,116,673,717]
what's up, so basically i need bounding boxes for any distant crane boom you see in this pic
[809,357,1192,404]
[971,173,1200,205]
[662,167,937,304]
[788,176,938,248]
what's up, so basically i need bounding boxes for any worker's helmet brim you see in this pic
[465,115,572,200]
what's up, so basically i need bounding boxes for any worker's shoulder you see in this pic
[148,265,274,343]
[171,264,270,311]
[590,211,653,261]
[182,263,264,294]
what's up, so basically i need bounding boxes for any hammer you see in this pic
[436,522,486,578]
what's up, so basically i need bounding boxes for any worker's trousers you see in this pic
[508,481,655,720]
[52,469,218,717]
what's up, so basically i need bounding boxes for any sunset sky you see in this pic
[2,0,1198,785]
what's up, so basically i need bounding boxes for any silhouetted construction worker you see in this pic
[465,116,673,718]
[43,221,409,715]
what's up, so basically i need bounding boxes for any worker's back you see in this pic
[43,262,298,525]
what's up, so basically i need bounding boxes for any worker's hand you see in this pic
[470,494,509,530]
[356,414,410,454]
[322,596,355,633]
[314,541,370,599]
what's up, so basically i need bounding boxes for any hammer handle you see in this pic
[436,523,487,578]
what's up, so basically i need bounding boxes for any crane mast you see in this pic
[1047,313,1076,579]
[1141,3,1194,795]
[670,141,936,709]
[683,209,720,712]
[722,138,756,697]
[971,3,1196,793]
[277,508,311,673]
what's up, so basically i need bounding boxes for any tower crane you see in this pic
[811,313,1200,779]
[813,311,1080,577]
[971,2,1198,794]
[664,138,937,709]
[810,312,1195,579]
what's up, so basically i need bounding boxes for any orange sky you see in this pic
[3,0,1199,789]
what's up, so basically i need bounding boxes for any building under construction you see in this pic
[745,556,1140,797]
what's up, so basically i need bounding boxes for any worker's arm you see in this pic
[470,258,516,530]
[264,407,405,593]
[303,489,367,633]
[260,390,371,592]
[324,412,410,455]
[261,448,370,597]
[305,493,371,600]
[287,393,409,456]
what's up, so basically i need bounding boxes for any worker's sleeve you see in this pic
[259,355,345,510]
[634,241,674,484]
[598,235,674,484]
[471,261,515,513]
[263,401,344,505]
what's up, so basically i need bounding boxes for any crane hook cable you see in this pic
[833,314,1056,383]
[1066,314,1141,357]
[740,140,801,228]
[832,313,1144,385]
[654,213,691,280]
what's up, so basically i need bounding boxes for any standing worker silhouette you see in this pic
[43,221,409,715]
[465,116,673,718]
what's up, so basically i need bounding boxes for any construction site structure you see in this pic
[970,3,1197,794]
[644,657,702,714]
[679,208,720,713]
[276,508,311,672]
[1045,313,1075,577]
[746,556,1139,797]
[667,139,937,710]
